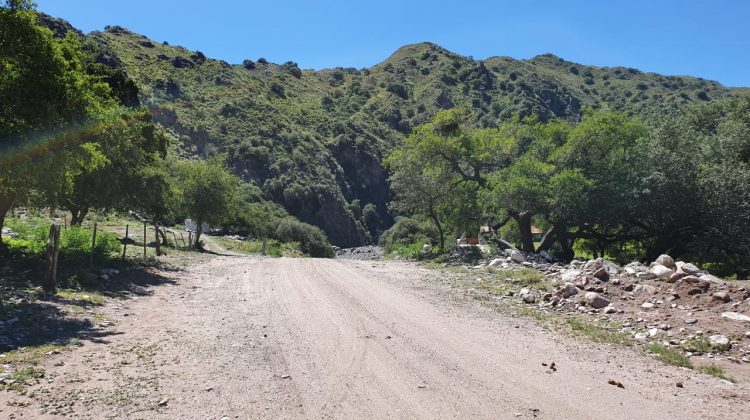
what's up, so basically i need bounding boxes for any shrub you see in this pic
[270,83,285,98]
[275,218,333,258]
[61,227,120,259]
[2,218,120,260]
[3,217,49,254]
[242,59,255,70]
[379,216,439,251]
[281,61,302,78]
[387,83,408,99]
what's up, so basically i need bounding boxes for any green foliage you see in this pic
[645,342,692,368]
[0,2,119,236]
[3,217,50,253]
[173,157,241,242]
[379,216,439,251]
[697,364,733,382]
[274,218,333,258]
[566,317,634,346]
[86,27,734,249]
[2,217,119,258]
[60,226,120,258]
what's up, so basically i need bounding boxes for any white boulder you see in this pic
[649,264,674,279]
[655,254,676,269]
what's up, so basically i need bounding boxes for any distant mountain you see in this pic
[42,17,744,246]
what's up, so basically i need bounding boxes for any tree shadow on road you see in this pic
[0,265,175,354]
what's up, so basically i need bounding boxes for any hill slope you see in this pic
[73,24,740,246]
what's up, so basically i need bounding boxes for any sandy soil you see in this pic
[1,255,748,419]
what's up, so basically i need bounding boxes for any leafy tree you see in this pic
[59,110,167,225]
[0,1,115,242]
[174,157,241,248]
[386,142,458,252]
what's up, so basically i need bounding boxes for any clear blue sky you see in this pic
[35,0,749,87]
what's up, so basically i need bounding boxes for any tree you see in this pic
[174,157,240,248]
[59,110,167,225]
[553,111,647,256]
[386,149,456,252]
[0,1,115,242]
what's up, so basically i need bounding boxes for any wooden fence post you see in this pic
[155,223,161,256]
[89,222,97,269]
[53,225,60,288]
[122,224,129,259]
[143,222,147,258]
[188,232,192,250]
[43,224,60,293]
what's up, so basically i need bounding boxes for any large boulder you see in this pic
[584,292,610,309]
[669,271,688,282]
[560,282,579,298]
[709,334,731,351]
[699,274,725,285]
[585,258,620,277]
[488,258,505,268]
[721,312,750,322]
[676,261,701,275]
[650,264,674,280]
[561,269,582,283]
[509,250,526,264]
[655,254,676,269]
[712,292,731,303]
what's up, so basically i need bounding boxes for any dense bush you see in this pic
[275,218,334,258]
[60,227,121,259]
[281,61,302,78]
[378,217,439,251]
[3,218,120,259]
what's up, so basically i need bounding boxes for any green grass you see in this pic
[517,306,553,322]
[1,367,46,391]
[492,268,548,288]
[213,236,302,257]
[680,337,713,353]
[56,289,107,305]
[385,242,432,260]
[2,340,81,366]
[566,317,635,346]
[645,342,693,368]
[697,364,734,382]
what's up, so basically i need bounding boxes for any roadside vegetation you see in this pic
[383,102,750,277]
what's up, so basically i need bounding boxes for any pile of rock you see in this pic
[466,251,750,363]
[335,246,385,261]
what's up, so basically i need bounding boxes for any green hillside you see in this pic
[66,23,739,246]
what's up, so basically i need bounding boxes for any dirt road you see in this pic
[3,256,748,419]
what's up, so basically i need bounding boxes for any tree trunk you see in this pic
[513,212,535,253]
[536,226,557,253]
[194,220,203,250]
[42,224,61,294]
[558,229,574,261]
[154,223,161,256]
[0,194,15,244]
[70,207,89,226]
[428,210,445,253]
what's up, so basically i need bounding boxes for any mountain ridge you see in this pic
[39,16,746,246]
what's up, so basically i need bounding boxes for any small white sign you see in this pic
[184,219,197,233]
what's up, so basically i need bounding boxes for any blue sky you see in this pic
[35,0,749,87]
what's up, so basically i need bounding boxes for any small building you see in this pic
[531,226,544,242]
